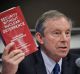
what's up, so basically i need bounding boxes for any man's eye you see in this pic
[53,32,60,34]
[66,31,71,34]
[51,32,61,37]
[66,31,71,36]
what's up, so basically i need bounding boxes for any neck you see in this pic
[41,49,61,62]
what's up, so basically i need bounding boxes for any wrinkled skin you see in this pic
[36,17,71,62]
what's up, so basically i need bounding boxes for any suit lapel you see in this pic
[35,63,47,74]
[61,53,76,74]
[34,49,47,74]
[61,57,72,74]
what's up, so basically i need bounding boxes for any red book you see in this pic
[0,6,38,56]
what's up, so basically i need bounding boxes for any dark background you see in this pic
[0,0,80,58]
[0,0,80,29]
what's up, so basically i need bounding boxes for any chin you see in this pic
[60,50,69,57]
[59,53,68,58]
[61,55,67,58]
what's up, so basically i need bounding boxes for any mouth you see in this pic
[59,47,67,48]
[58,47,68,50]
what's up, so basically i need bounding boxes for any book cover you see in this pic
[0,6,38,56]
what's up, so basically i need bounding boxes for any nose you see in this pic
[60,33,67,42]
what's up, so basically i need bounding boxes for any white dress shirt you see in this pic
[41,50,62,74]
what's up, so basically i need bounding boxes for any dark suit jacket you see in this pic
[17,48,80,74]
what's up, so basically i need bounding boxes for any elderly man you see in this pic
[1,10,80,74]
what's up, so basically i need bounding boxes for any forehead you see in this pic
[43,17,71,31]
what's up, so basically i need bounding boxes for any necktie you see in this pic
[53,63,60,74]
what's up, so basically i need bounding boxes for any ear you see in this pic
[35,32,44,44]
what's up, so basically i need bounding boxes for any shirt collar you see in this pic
[41,50,62,73]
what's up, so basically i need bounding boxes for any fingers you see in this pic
[3,42,15,56]
[13,52,25,63]
[8,50,25,64]
[2,42,25,63]
[15,56,25,64]
[8,49,24,58]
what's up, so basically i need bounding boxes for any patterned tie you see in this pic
[53,63,60,74]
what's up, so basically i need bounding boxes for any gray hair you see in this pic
[35,10,72,36]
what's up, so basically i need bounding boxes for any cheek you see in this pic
[43,39,57,54]
[67,38,71,46]
[43,38,57,50]
[43,38,54,45]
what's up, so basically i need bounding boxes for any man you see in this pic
[1,10,80,74]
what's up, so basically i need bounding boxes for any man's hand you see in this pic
[1,42,25,74]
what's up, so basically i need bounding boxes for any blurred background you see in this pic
[0,0,80,72]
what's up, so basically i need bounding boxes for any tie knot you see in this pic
[53,63,60,74]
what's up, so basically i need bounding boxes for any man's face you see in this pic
[37,17,71,59]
